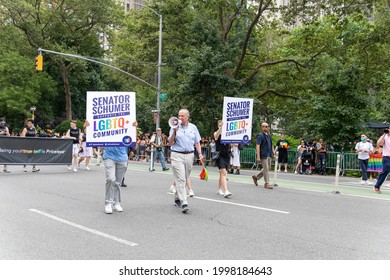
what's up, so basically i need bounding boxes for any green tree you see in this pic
[1,0,122,119]
[0,43,57,131]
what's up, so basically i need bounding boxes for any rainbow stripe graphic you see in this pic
[368,154,382,172]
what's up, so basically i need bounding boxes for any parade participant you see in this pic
[355,134,374,185]
[65,120,82,172]
[229,144,241,175]
[373,128,390,194]
[0,117,11,173]
[169,178,194,197]
[252,122,275,189]
[150,128,169,171]
[103,121,138,214]
[78,120,93,170]
[21,119,40,172]
[168,109,203,213]
[214,120,232,198]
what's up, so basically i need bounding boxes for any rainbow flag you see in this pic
[199,160,208,181]
[368,154,382,172]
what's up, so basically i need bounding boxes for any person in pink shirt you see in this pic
[373,127,390,194]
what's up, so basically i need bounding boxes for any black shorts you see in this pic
[216,154,229,170]
[278,150,288,164]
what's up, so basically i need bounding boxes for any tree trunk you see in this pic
[60,64,73,120]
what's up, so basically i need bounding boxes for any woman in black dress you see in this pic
[214,120,232,198]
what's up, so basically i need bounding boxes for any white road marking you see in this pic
[194,197,290,214]
[29,209,138,247]
[167,193,290,214]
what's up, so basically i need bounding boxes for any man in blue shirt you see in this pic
[168,109,203,213]
[252,122,275,189]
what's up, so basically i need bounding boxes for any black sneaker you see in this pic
[181,204,189,213]
[162,167,170,171]
[174,199,181,208]
[121,183,127,187]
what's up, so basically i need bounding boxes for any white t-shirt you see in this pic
[355,141,373,160]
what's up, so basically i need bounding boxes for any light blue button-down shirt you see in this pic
[103,146,129,162]
[169,122,201,152]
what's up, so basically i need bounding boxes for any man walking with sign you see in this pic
[252,122,275,189]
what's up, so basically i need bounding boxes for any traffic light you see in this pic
[35,55,43,71]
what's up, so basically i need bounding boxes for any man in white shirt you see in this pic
[355,134,374,185]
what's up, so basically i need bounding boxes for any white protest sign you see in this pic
[221,97,253,144]
[86,91,136,147]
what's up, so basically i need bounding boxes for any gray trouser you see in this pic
[256,157,271,184]
[171,152,194,206]
[104,159,127,205]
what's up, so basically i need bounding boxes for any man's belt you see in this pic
[172,150,194,154]
[383,156,390,158]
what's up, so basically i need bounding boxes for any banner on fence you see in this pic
[0,136,72,165]
[86,91,137,147]
[221,96,253,144]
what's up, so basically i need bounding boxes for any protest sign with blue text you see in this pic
[221,97,253,144]
[86,91,136,147]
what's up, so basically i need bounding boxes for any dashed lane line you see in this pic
[29,209,138,247]
[167,193,290,214]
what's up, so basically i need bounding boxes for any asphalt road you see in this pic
[1,160,389,260]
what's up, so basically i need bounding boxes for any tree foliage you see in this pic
[1,0,121,120]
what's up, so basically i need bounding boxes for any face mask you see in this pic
[361,137,366,142]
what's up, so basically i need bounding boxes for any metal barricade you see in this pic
[165,145,361,176]
[340,152,360,175]
[240,147,256,165]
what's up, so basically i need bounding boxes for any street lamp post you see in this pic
[134,2,162,130]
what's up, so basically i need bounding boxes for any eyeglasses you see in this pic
[262,126,268,128]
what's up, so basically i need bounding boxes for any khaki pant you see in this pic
[255,157,272,184]
[171,152,194,206]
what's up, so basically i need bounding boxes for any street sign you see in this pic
[160,93,168,103]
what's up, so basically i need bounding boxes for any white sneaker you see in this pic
[294,171,297,174]
[23,167,27,172]
[218,189,224,196]
[284,170,287,173]
[113,203,123,212]
[68,166,72,170]
[73,168,78,172]
[367,180,373,185]
[360,180,365,185]
[188,189,195,197]
[86,166,90,171]
[105,204,113,214]
[224,190,232,198]
[169,185,176,193]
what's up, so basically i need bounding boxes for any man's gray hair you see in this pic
[179,108,190,117]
